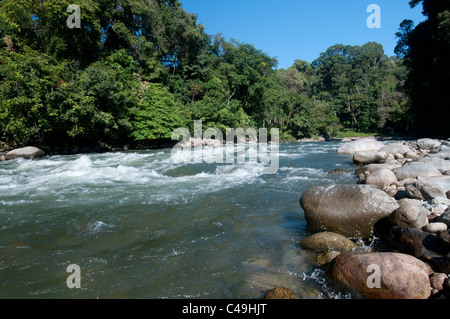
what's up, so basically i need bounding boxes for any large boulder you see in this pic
[300,232,359,252]
[300,184,399,238]
[353,151,389,165]
[4,146,45,160]
[378,143,413,155]
[392,163,442,180]
[326,252,431,299]
[365,169,398,189]
[337,138,385,154]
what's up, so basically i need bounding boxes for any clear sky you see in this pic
[181,0,426,69]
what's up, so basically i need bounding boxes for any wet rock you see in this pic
[264,287,302,299]
[388,203,430,230]
[179,137,223,148]
[353,151,389,165]
[365,169,398,189]
[316,251,341,267]
[328,169,346,175]
[203,138,223,147]
[0,155,5,161]
[4,146,45,160]
[337,138,385,154]
[300,184,399,239]
[300,232,359,252]
[326,252,431,299]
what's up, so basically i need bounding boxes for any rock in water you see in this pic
[316,251,341,267]
[5,146,45,160]
[300,185,399,238]
[417,138,441,151]
[300,232,359,252]
[326,252,432,299]
[337,138,385,154]
[263,288,302,299]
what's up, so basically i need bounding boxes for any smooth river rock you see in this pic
[337,138,385,155]
[300,232,359,252]
[300,184,399,238]
[326,252,432,299]
[392,163,442,180]
[353,151,389,165]
[387,203,430,230]
[365,169,398,189]
[5,146,45,160]
[264,287,302,299]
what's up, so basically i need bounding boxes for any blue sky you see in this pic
[181,0,426,69]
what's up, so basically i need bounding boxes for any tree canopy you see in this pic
[395,0,450,136]
[0,0,438,148]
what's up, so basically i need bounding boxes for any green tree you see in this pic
[396,0,450,136]
[131,83,185,140]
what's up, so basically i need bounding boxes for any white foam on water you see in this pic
[88,221,114,234]
[0,200,36,206]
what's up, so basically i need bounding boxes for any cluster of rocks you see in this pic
[177,137,223,148]
[267,137,450,300]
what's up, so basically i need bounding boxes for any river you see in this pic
[0,142,358,298]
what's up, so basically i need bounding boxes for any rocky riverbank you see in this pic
[282,137,450,300]
[264,137,450,299]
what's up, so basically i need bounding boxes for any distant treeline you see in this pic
[0,0,448,148]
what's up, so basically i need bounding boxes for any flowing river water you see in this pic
[0,142,359,298]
